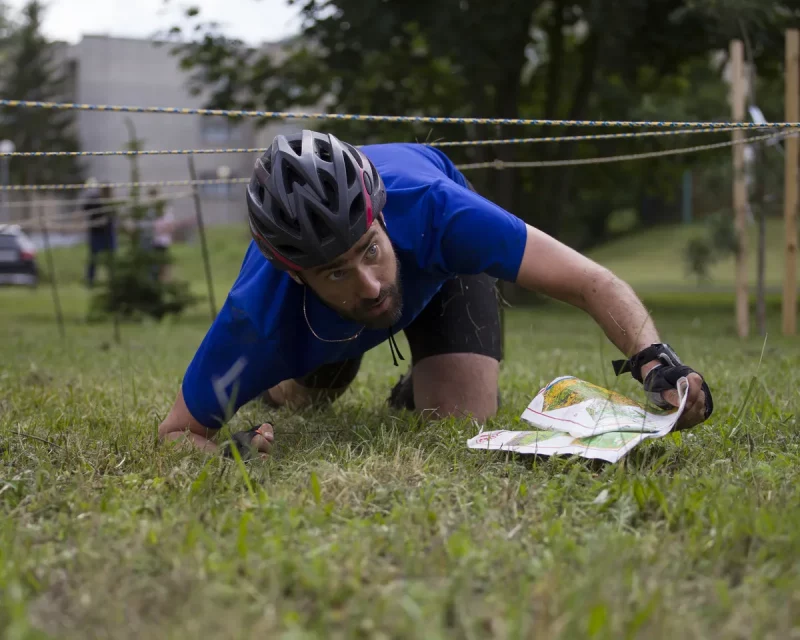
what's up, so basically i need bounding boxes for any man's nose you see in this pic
[356,267,382,300]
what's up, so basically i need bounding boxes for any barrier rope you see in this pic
[14,207,196,233]
[456,131,791,171]
[0,177,249,192]
[0,132,787,191]
[0,98,797,130]
[9,191,195,224]
[1,189,195,210]
[429,127,742,147]
[0,127,746,158]
[0,147,267,158]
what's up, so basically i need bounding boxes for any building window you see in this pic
[197,170,239,200]
[200,117,239,144]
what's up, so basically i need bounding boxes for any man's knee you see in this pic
[263,357,362,409]
[411,353,499,423]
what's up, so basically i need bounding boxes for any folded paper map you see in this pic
[467,375,689,463]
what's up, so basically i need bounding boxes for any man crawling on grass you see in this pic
[158,129,713,459]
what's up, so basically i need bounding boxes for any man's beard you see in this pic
[354,279,404,329]
[325,259,404,330]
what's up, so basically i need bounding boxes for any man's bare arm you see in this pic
[514,224,711,428]
[157,388,222,451]
[514,224,660,356]
[158,389,275,456]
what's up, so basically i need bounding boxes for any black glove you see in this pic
[612,343,713,420]
[220,427,262,461]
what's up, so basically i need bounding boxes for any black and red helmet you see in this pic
[246,129,387,271]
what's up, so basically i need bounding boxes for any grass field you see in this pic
[590,217,791,293]
[1,227,800,639]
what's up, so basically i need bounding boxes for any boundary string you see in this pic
[0,131,787,190]
[0,98,798,130]
[457,131,791,171]
[0,127,747,158]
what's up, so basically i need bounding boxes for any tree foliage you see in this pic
[89,119,196,322]
[0,1,83,186]
[166,0,798,250]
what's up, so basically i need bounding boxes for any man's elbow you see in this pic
[573,265,617,308]
[157,418,188,443]
[582,266,636,308]
[157,388,217,443]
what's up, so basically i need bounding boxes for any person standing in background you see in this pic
[84,182,117,287]
[149,188,177,282]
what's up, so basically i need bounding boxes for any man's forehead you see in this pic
[314,227,379,273]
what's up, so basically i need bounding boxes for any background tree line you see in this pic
[167,0,798,254]
[0,0,83,188]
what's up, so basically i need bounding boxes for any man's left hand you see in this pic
[659,371,710,431]
[640,361,713,431]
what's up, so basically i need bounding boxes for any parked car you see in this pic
[0,224,39,287]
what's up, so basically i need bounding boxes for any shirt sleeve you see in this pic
[180,297,275,430]
[425,178,529,282]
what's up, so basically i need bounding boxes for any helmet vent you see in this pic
[315,138,333,163]
[344,155,357,188]
[309,209,332,242]
[283,165,306,195]
[349,192,364,227]
[273,197,301,233]
[319,172,337,209]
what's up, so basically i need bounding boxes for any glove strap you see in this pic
[612,343,682,383]
[222,426,263,461]
[643,364,714,420]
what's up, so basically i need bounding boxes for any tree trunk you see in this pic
[537,0,607,240]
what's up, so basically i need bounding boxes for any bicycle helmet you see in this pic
[246,129,387,271]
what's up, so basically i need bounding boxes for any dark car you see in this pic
[0,224,39,287]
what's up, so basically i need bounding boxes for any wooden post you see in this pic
[783,29,799,336]
[731,39,749,338]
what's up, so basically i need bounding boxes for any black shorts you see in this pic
[297,271,503,390]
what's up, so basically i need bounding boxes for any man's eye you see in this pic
[328,270,346,282]
[367,244,378,259]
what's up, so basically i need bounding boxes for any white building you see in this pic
[63,34,304,225]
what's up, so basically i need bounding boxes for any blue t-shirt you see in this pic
[181,143,529,428]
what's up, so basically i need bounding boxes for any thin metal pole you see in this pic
[1,157,9,223]
[108,207,121,345]
[187,155,217,320]
[36,199,66,340]
[731,39,749,338]
[783,29,799,335]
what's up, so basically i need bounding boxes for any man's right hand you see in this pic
[157,389,274,458]
[222,424,275,460]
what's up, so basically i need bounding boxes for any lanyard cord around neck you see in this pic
[302,286,405,366]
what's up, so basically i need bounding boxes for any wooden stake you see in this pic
[731,39,749,338]
[783,29,799,336]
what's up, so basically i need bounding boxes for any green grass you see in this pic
[2,229,800,638]
[587,217,791,293]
